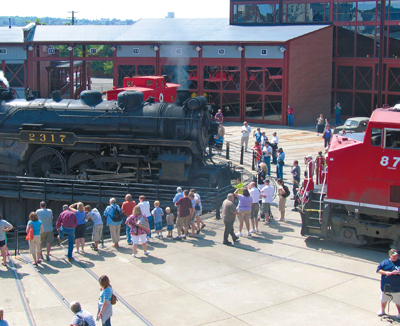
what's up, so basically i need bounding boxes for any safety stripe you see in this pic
[324,198,399,211]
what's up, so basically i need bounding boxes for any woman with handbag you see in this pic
[125,205,150,258]
[26,212,44,265]
[97,275,113,326]
[0,213,13,267]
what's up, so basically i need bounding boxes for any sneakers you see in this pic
[93,247,99,252]
[40,254,44,260]
[175,236,182,240]
[132,254,137,258]
[249,229,255,233]
[279,218,285,222]
[46,254,50,261]
[144,251,150,255]
[255,228,259,233]
[223,241,232,245]
[127,242,133,245]
[75,250,80,254]
[182,235,187,240]
[68,257,74,262]
[155,234,159,238]
[235,232,242,237]
[377,311,386,317]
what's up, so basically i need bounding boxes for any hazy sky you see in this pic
[4,0,230,21]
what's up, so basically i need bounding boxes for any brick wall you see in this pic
[287,26,333,126]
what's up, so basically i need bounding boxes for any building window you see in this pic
[335,2,357,21]
[356,26,376,57]
[233,4,255,23]
[358,1,377,21]
[256,4,278,22]
[336,26,355,57]
[283,3,306,22]
[388,26,400,58]
[388,0,400,20]
[306,3,329,22]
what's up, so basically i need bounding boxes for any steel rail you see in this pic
[59,244,153,326]
[8,256,37,326]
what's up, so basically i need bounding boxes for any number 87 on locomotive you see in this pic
[300,105,400,248]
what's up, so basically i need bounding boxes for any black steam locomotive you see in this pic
[0,88,237,187]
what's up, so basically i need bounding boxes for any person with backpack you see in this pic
[70,301,96,326]
[277,178,289,222]
[103,198,122,248]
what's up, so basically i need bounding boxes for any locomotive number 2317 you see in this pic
[380,156,400,169]
[19,131,77,145]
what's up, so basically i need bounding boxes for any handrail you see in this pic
[319,167,328,224]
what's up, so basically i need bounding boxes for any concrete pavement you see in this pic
[0,123,392,326]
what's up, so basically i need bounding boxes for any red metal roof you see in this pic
[370,108,400,124]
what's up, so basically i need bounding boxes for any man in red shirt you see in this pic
[175,190,193,240]
[56,205,77,261]
[121,194,136,245]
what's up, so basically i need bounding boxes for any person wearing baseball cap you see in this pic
[376,249,400,317]
[173,187,183,204]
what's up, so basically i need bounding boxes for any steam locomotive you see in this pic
[299,105,400,248]
[0,88,237,187]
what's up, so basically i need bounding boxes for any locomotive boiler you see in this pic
[0,88,235,187]
[299,106,400,248]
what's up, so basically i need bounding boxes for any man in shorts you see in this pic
[174,190,193,240]
[261,179,274,225]
[36,201,53,261]
[249,182,261,233]
[85,205,103,252]
[377,249,400,317]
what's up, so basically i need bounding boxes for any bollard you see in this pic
[14,227,19,256]
[240,146,244,165]
[215,192,221,220]
[226,141,230,160]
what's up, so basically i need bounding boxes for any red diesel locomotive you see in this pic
[300,105,400,248]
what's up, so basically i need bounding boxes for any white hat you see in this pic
[177,187,182,192]
[306,155,313,159]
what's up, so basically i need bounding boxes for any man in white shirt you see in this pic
[261,179,274,224]
[249,182,261,233]
[270,131,279,164]
[240,121,251,151]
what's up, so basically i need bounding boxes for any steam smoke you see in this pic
[0,71,9,87]
[0,70,10,88]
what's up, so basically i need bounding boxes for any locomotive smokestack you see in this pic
[175,89,191,106]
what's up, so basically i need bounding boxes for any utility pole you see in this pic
[68,11,78,25]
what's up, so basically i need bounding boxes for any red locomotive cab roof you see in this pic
[370,107,400,123]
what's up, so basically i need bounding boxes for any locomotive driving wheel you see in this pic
[29,148,66,178]
[67,153,104,175]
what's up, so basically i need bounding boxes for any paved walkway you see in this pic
[0,123,391,326]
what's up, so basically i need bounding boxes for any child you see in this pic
[165,207,175,238]
[214,134,223,155]
[151,201,164,239]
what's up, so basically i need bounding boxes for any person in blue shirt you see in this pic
[103,198,122,248]
[70,301,96,326]
[322,125,332,148]
[276,148,285,179]
[377,249,400,318]
[214,134,223,155]
[173,187,183,204]
[26,212,44,265]
[253,127,262,143]
[151,201,164,239]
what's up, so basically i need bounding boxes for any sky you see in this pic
[3,0,230,21]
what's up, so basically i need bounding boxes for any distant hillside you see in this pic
[0,16,135,27]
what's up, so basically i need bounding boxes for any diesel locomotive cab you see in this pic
[0,88,230,187]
